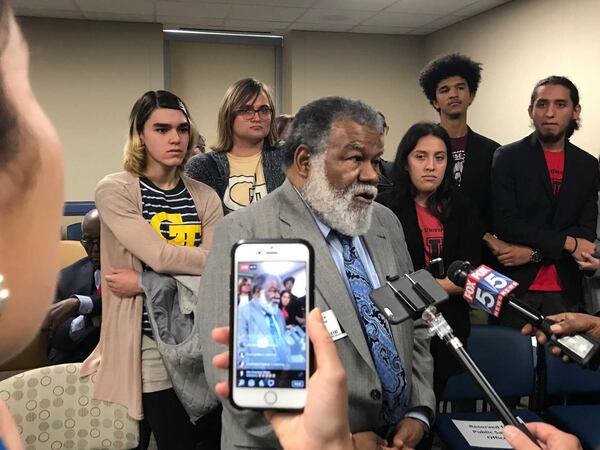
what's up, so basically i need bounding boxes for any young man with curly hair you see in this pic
[419,53,499,226]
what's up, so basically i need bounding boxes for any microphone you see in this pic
[448,260,600,369]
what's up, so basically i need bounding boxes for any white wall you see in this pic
[169,40,276,151]
[19,17,164,201]
[425,0,600,156]
[283,30,427,160]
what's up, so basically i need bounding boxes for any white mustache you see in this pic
[347,183,378,198]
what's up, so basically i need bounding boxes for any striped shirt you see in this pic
[139,177,202,338]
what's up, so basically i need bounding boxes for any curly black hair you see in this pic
[419,53,482,107]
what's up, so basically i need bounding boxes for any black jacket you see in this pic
[55,257,101,315]
[378,186,484,393]
[377,186,484,341]
[491,133,599,302]
[50,257,101,364]
[459,127,500,228]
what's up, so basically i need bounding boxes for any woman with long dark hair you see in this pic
[378,121,484,397]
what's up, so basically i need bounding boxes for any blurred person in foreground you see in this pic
[0,0,64,447]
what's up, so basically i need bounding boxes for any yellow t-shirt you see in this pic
[223,152,268,212]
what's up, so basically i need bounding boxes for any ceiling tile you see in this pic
[11,0,79,10]
[453,0,510,17]
[229,0,316,7]
[362,11,440,27]
[222,19,290,30]
[156,1,230,19]
[229,4,306,22]
[14,9,84,19]
[81,11,155,22]
[296,8,374,25]
[420,14,465,30]
[161,17,224,28]
[311,0,396,12]
[407,27,437,35]
[289,22,352,32]
[76,0,153,15]
[351,25,415,35]
[386,0,477,15]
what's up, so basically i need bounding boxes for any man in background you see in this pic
[419,53,499,226]
[45,209,102,364]
[491,76,598,327]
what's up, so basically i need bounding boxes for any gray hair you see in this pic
[281,96,383,169]
[251,273,281,293]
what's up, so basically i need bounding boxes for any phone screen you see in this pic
[234,260,308,391]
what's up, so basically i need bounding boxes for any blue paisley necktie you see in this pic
[334,230,408,425]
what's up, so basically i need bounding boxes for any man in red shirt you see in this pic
[490,76,599,327]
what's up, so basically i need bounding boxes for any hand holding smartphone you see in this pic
[230,239,314,410]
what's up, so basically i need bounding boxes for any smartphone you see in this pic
[370,269,449,324]
[230,239,314,410]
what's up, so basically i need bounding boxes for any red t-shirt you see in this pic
[415,202,444,267]
[530,150,565,292]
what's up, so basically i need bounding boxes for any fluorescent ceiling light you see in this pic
[164,29,283,39]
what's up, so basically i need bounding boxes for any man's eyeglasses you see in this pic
[81,238,100,248]
[236,106,273,120]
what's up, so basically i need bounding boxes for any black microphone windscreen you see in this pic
[447,260,473,287]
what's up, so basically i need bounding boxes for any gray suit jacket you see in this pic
[237,300,292,369]
[198,179,435,449]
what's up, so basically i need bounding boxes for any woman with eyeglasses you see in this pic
[185,78,285,214]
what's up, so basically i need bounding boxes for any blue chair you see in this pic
[66,221,83,241]
[435,325,543,450]
[544,347,600,450]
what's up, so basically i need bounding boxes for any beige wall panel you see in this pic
[425,0,600,156]
[18,17,164,201]
[169,41,276,151]
[283,31,428,160]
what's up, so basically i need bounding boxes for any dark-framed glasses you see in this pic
[236,105,273,120]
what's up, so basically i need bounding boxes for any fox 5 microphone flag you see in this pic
[463,264,519,317]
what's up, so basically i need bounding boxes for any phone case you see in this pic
[370,269,449,324]
[229,239,315,411]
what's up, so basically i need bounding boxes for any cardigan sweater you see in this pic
[80,171,223,420]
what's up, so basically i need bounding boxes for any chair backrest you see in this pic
[441,325,536,401]
[60,240,87,268]
[545,347,600,396]
[0,363,139,449]
[65,222,83,241]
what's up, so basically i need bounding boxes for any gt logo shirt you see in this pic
[139,177,202,338]
[223,152,267,213]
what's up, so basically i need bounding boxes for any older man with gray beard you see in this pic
[198,96,435,450]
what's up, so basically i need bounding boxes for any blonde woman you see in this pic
[185,78,285,214]
[80,90,223,449]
